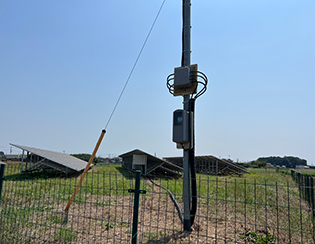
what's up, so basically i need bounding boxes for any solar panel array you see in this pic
[10,144,89,172]
[164,155,250,175]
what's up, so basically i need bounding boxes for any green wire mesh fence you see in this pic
[0,163,314,243]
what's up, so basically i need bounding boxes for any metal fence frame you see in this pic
[1,164,314,243]
[291,170,315,222]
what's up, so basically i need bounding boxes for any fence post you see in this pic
[311,176,315,219]
[0,161,6,204]
[305,175,308,201]
[298,173,303,198]
[128,170,146,244]
[305,175,308,202]
[308,176,311,206]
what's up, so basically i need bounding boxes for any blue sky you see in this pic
[1,0,314,164]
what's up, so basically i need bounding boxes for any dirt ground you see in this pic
[16,185,301,243]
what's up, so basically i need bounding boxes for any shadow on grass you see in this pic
[115,166,134,180]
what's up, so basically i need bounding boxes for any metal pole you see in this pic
[25,151,29,171]
[0,162,6,204]
[189,99,197,226]
[20,150,24,173]
[182,0,192,231]
[131,170,142,244]
[182,0,191,67]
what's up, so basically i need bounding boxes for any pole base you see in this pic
[184,219,191,231]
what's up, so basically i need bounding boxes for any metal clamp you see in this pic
[128,189,146,194]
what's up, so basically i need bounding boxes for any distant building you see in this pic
[99,157,122,164]
[296,165,309,169]
[4,154,27,160]
[266,163,274,169]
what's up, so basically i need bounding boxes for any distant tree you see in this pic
[236,161,266,168]
[71,153,101,165]
[250,160,266,168]
[257,156,306,168]
[0,151,4,156]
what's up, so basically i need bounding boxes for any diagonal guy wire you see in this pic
[105,0,167,130]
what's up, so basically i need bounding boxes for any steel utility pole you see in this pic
[167,0,207,232]
[182,0,192,231]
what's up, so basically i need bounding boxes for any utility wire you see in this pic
[104,0,167,130]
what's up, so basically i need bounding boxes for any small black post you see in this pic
[0,161,6,204]
[311,176,315,219]
[304,175,307,203]
[308,176,311,205]
[129,170,146,244]
[306,176,308,204]
[310,176,315,243]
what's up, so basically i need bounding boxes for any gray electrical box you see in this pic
[174,67,190,88]
[173,64,198,96]
[173,109,189,144]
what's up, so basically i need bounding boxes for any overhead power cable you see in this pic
[104,0,167,130]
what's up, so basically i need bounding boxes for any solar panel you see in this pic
[10,144,89,172]
[164,155,250,175]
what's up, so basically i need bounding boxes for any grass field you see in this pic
[0,162,314,243]
[294,168,315,176]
